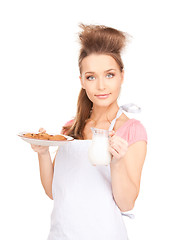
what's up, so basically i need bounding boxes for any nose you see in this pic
[96,77,105,90]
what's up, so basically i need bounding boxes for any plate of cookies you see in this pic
[18,132,74,146]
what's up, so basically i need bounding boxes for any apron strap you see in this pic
[108,103,141,131]
[120,103,141,113]
[121,212,135,219]
[108,108,123,131]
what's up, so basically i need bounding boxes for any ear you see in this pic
[79,75,85,89]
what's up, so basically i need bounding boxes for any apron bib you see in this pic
[48,103,139,240]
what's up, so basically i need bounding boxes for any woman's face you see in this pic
[80,54,124,108]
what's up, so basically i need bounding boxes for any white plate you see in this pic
[18,132,74,146]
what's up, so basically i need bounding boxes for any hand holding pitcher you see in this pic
[109,130,128,163]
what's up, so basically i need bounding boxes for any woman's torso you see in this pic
[47,112,131,240]
[48,104,147,240]
[48,139,128,240]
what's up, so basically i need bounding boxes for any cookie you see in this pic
[23,132,67,141]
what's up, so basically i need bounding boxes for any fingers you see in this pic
[109,145,120,159]
[31,144,49,155]
[109,135,128,147]
[30,128,49,155]
[31,144,42,151]
[110,142,122,153]
[31,144,41,152]
[109,134,128,161]
[39,128,46,133]
[109,130,115,137]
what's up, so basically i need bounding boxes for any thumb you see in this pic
[109,130,115,137]
[39,128,46,133]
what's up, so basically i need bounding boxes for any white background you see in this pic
[0,0,170,239]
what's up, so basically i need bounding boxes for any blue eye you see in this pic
[87,76,95,80]
[106,73,115,78]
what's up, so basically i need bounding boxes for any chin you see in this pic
[93,100,113,108]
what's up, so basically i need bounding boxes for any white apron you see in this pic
[47,104,140,240]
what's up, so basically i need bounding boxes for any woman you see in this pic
[32,24,147,240]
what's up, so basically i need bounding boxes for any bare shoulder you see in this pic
[114,113,129,131]
[120,113,129,122]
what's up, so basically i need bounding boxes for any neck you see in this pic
[90,102,119,123]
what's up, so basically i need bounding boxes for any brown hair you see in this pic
[63,23,128,139]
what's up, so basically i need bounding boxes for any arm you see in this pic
[38,150,54,200]
[31,128,55,200]
[33,122,72,199]
[31,143,54,200]
[109,132,147,212]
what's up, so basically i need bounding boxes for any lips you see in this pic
[95,93,111,99]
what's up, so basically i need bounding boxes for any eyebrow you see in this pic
[85,69,116,74]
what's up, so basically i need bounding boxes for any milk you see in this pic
[88,128,112,165]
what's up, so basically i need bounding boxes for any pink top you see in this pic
[62,118,147,146]
[116,118,147,146]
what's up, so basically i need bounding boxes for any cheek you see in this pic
[84,82,94,94]
[108,80,122,99]
[109,78,122,91]
[85,87,95,101]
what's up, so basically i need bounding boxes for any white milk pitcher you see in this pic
[88,128,111,165]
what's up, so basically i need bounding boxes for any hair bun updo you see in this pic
[78,23,129,73]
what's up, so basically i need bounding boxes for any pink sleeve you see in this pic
[116,119,147,146]
[128,120,148,146]
[64,119,74,127]
[61,119,74,134]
